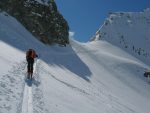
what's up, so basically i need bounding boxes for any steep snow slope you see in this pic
[92,8,150,65]
[39,39,150,113]
[0,12,150,113]
[0,12,43,113]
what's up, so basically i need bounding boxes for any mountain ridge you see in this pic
[91,8,150,66]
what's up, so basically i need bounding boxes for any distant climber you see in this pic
[26,49,38,79]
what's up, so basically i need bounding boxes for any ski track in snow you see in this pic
[21,59,39,113]
[32,60,49,113]
[21,59,48,113]
[50,74,90,96]
[21,83,33,113]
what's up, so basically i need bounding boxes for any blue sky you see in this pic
[55,0,150,42]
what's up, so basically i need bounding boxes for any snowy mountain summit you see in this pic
[92,8,150,65]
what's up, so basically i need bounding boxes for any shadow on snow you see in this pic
[0,14,92,82]
[25,77,40,87]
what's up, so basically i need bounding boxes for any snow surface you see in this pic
[92,9,150,66]
[0,12,150,113]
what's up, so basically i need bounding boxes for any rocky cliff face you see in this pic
[91,8,150,65]
[0,0,69,45]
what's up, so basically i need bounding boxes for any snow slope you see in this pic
[92,8,150,65]
[0,12,150,113]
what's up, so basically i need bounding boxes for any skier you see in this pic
[26,49,38,79]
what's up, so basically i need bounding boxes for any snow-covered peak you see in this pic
[92,9,150,65]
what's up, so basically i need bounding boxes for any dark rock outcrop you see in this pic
[0,0,69,45]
